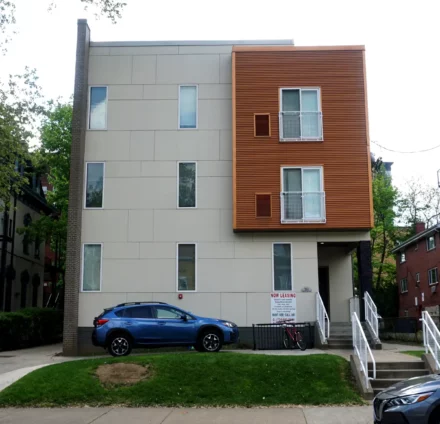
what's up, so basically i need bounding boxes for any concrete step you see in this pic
[371,378,402,389]
[327,336,353,341]
[369,361,425,370]
[327,343,353,350]
[369,369,429,379]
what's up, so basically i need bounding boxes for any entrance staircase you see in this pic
[369,361,429,396]
[327,322,353,349]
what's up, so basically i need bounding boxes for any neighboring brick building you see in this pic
[393,222,440,318]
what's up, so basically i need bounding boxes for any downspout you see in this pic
[5,194,18,311]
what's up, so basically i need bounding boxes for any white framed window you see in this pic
[84,162,105,209]
[279,88,323,141]
[427,235,436,251]
[400,252,406,263]
[428,268,438,286]
[179,85,198,129]
[177,162,197,208]
[272,243,293,291]
[416,272,420,283]
[177,243,196,292]
[88,86,108,130]
[281,167,325,223]
[400,278,408,293]
[82,243,102,292]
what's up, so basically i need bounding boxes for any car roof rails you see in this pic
[115,301,168,307]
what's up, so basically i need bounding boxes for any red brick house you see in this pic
[393,222,440,318]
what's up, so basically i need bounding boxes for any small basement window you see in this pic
[255,193,272,218]
[254,114,271,137]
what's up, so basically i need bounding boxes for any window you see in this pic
[85,163,104,208]
[427,235,436,251]
[400,252,406,263]
[255,193,272,218]
[89,86,107,130]
[34,237,41,259]
[428,268,438,285]
[281,167,325,223]
[400,278,408,293]
[22,214,32,255]
[82,244,102,291]
[179,85,197,129]
[279,88,322,141]
[273,243,293,291]
[178,162,196,208]
[404,310,409,317]
[177,243,196,291]
[254,114,271,137]
[416,272,420,283]
[124,306,153,318]
[155,306,185,319]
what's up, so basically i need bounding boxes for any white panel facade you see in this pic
[80,42,364,328]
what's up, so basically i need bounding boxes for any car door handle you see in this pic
[157,321,166,325]
[123,321,132,326]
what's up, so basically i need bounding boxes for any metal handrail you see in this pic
[364,291,379,338]
[352,312,376,387]
[421,311,440,370]
[316,292,330,342]
[279,111,323,141]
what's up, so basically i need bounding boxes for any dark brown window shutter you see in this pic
[256,194,271,217]
[254,114,270,137]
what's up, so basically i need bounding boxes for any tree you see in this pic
[24,101,72,289]
[399,178,440,233]
[0,68,44,211]
[0,0,126,52]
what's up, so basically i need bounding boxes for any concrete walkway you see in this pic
[0,407,373,423]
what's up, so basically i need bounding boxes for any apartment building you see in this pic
[64,20,374,354]
[393,222,440,318]
[0,175,52,311]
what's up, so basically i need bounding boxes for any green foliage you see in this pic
[24,101,72,286]
[0,68,44,210]
[0,353,363,406]
[0,308,63,350]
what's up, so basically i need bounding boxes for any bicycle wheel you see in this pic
[296,331,307,351]
[283,331,292,349]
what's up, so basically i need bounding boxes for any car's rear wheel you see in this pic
[197,329,223,352]
[108,333,132,357]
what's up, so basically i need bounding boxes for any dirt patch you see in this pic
[96,363,151,386]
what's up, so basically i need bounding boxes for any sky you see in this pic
[3,0,440,192]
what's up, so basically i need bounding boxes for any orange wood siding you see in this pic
[233,47,373,231]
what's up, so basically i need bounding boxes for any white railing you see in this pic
[421,310,440,370]
[364,291,379,339]
[352,312,376,387]
[316,293,330,342]
[349,296,360,319]
[279,111,323,141]
[280,192,326,224]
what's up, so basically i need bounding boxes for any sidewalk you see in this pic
[0,407,373,424]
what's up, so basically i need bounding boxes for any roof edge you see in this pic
[90,39,294,47]
[233,45,365,52]
[391,223,440,253]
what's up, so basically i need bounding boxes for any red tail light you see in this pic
[96,319,109,327]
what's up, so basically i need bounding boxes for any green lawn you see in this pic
[0,353,363,407]
[401,350,425,358]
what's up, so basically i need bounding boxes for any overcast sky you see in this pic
[3,0,440,192]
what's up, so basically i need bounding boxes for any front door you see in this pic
[152,305,197,344]
[318,267,330,319]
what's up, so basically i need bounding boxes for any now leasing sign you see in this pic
[270,292,297,323]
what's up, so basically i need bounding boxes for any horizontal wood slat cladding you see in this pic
[233,48,373,231]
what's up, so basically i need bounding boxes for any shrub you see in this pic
[0,308,63,351]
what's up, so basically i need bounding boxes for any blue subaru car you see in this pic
[92,302,239,356]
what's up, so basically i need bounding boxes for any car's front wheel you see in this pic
[197,329,223,352]
[108,333,132,357]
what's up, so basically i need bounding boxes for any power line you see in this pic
[371,140,440,154]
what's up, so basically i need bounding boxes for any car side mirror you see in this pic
[180,315,187,321]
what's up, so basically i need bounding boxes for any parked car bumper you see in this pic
[223,327,240,344]
[91,329,105,347]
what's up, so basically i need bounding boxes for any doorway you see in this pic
[318,267,330,319]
